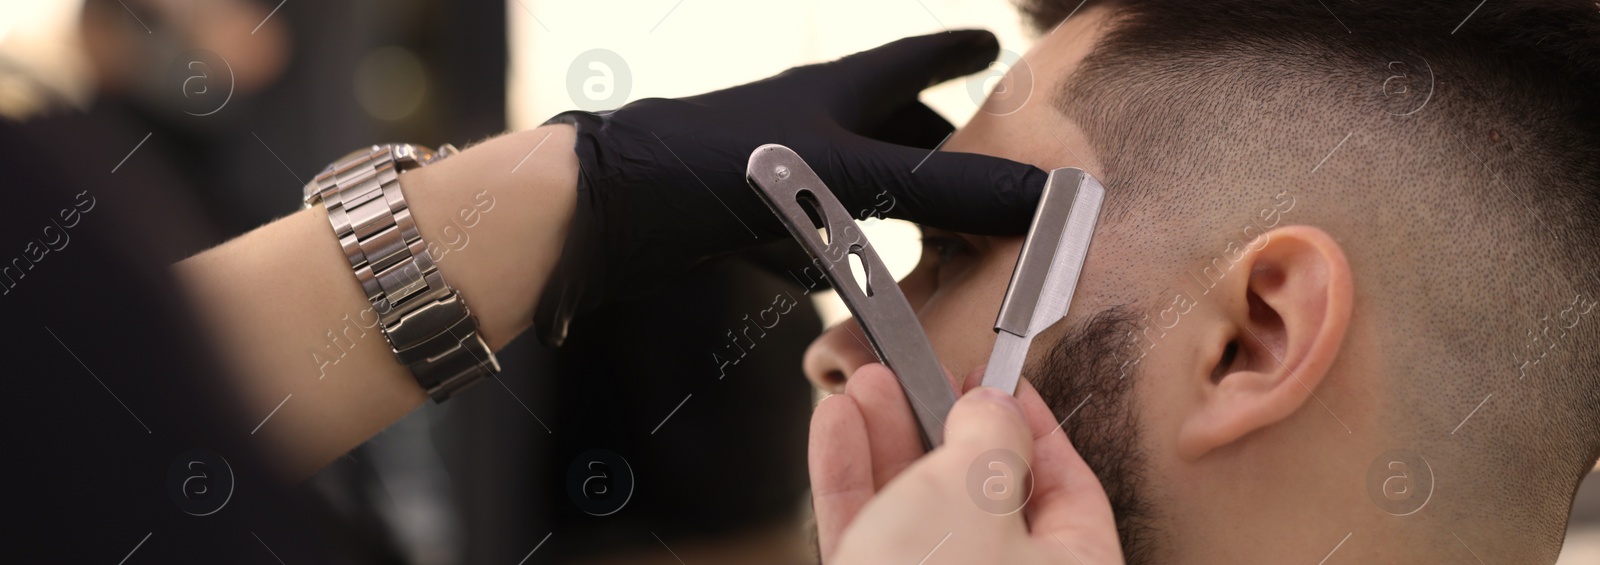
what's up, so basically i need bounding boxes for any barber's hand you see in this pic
[542,30,1047,327]
[810,365,1123,564]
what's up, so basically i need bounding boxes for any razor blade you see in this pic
[746,144,957,450]
[982,168,1105,394]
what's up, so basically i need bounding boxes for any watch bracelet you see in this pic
[307,145,501,401]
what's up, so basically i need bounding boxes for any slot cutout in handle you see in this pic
[795,189,830,245]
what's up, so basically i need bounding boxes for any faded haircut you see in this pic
[1018,0,1600,545]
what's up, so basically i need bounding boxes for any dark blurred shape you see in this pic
[438,254,818,565]
[7,1,817,563]
[0,116,344,565]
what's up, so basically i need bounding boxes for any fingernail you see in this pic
[973,386,1023,418]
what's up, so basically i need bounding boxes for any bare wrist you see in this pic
[400,125,579,350]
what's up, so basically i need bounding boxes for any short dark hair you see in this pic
[1018,0,1600,551]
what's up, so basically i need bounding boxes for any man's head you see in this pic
[805,1,1600,562]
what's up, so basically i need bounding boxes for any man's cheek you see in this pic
[918,294,1001,390]
[898,260,939,312]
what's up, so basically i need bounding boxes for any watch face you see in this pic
[390,144,442,170]
[391,144,418,163]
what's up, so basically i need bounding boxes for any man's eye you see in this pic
[920,235,971,263]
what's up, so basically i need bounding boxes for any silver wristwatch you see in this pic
[303,143,501,402]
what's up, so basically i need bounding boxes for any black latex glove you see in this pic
[536,30,1049,345]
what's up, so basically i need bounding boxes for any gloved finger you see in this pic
[821,138,1049,236]
[822,30,1002,131]
[808,393,875,562]
[843,363,926,490]
[737,239,835,292]
[866,101,956,154]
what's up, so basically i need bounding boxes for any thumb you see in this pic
[937,387,1039,519]
[824,138,1048,236]
[1016,380,1125,564]
[945,387,1035,454]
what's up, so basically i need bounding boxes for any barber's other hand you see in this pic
[810,365,1123,564]
[544,30,1047,321]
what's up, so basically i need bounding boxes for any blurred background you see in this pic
[0,0,1593,563]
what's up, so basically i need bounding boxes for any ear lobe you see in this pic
[1177,226,1353,461]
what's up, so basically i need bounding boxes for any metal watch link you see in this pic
[303,143,500,402]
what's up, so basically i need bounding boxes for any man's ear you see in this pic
[1176,225,1353,461]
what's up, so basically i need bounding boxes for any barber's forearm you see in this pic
[173,125,577,481]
